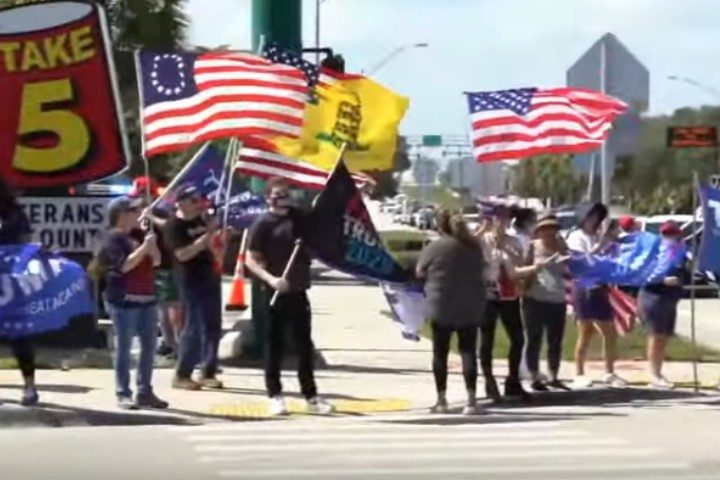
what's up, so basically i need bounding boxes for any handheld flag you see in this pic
[304,161,411,284]
[0,245,94,339]
[137,50,309,157]
[466,87,627,162]
[217,181,268,231]
[153,144,227,212]
[699,185,720,272]
[568,232,687,287]
[382,283,427,341]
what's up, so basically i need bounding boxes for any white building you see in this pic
[445,157,507,197]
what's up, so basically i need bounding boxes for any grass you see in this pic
[401,185,464,209]
[420,317,720,363]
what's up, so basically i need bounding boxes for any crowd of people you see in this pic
[0,175,691,415]
[417,203,688,415]
[0,176,334,414]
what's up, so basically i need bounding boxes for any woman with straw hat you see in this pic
[522,214,570,391]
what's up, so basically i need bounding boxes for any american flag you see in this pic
[236,139,371,191]
[137,50,309,157]
[562,273,638,335]
[262,43,362,95]
[466,87,628,163]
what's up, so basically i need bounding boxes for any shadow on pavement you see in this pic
[381,410,620,427]
[218,386,380,402]
[0,399,283,427]
[322,363,429,376]
[0,384,94,394]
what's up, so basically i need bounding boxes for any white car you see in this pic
[640,215,697,237]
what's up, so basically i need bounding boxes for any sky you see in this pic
[187,0,720,137]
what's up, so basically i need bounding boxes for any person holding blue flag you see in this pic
[638,221,686,390]
[567,202,628,389]
[0,179,39,407]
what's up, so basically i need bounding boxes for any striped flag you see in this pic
[563,272,638,335]
[466,87,628,163]
[137,50,309,157]
[235,139,371,191]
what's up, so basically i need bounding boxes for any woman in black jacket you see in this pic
[0,178,39,406]
[416,210,486,415]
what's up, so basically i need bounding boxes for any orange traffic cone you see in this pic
[225,230,249,311]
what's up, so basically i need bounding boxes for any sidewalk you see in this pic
[1,270,719,428]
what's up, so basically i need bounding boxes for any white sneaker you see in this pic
[604,373,629,388]
[572,376,593,389]
[649,376,675,390]
[269,396,288,416]
[462,404,483,416]
[306,397,334,415]
[429,401,449,414]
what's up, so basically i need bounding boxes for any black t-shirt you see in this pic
[150,208,175,270]
[247,209,311,292]
[164,214,218,291]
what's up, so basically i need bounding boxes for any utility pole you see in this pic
[247,0,302,358]
[599,38,610,205]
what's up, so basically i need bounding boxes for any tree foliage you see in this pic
[510,154,585,208]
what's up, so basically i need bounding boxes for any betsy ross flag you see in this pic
[466,87,627,163]
[137,51,309,157]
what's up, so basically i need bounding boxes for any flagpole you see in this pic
[148,143,211,212]
[270,239,303,307]
[599,38,610,205]
[222,138,241,229]
[690,170,700,393]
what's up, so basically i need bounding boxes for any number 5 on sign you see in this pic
[13,79,91,173]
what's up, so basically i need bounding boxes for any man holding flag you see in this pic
[245,177,334,416]
[165,184,226,391]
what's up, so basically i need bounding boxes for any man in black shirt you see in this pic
[246,177,333,416]
[164,184,224,390]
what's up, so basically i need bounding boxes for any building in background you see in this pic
[445,157,506,198]
[567,33,649,184]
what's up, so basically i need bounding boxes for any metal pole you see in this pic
[690,171,700,392]
[587,153,596,201]
[315,0,320,65]
[600,39,610,205]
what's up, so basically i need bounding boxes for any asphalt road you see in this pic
[2,389,720,480]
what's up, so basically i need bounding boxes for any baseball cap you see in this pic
[660,220,682,236]
[107,196,143,225]
[618,215,635,231]
[175,183,200,202]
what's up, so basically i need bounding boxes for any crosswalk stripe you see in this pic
[170,419,568,433]
[194,437,621,453]
[200,447,661,463]
[217,462,691,477]
[187,429,589,443]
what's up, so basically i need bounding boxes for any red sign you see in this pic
[667,126,718,148]
[0,1,128,188]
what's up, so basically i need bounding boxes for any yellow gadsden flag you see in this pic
[271,74,409,172]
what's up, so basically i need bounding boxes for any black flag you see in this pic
[304,162,411,284]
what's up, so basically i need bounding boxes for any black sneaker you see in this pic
[485,377,501,401]
[156,344,173,356]
[531,380,549,392]
[20,388,39,407]
[504,381,531,402]
[548,379,571,391]
[135,392,169,409]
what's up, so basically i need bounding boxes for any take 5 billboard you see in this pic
[0,1,128,188]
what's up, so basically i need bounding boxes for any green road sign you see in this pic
[422,135,442,147]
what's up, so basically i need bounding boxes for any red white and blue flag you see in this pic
[137,51,309,157]
[466,87,627,163]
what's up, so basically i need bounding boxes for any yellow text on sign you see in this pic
[0,26,96,73]
[13,79,91,173]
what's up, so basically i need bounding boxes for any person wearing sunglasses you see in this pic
[98,196,168,410]
[246,177,334,416]
[164,184,225,391]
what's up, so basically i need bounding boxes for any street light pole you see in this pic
[363,43,429,76]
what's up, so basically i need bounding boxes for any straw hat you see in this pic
[534,214,561,233]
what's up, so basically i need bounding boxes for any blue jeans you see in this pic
[176,283,222,379]
[105,302,159,398]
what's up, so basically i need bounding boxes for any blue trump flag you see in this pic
[569,232,687,287]
[304,161,411,284]
[699,185,720,272]
[0,244,94,339]
[381,283,427,341]
[217,179,268,231]
[154,143,226,212]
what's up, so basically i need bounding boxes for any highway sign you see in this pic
[667,126,718,148]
